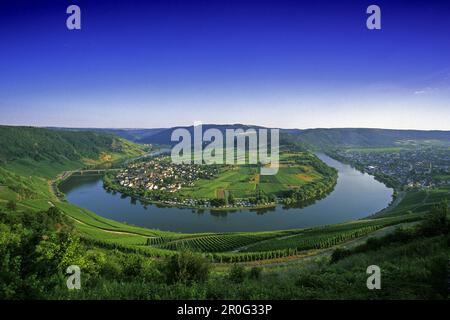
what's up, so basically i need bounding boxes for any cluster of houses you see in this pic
[336,147,450,189]
[114,156,219,193]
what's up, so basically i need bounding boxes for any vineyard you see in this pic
[240,225,384,252]
[129,214,423,263]
[151,231,296,252]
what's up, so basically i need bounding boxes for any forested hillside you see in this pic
[46,127,166,143]
[129,125,450,148]
[0,126,146,177]
[0,126,144,162]
[290,128,450,149]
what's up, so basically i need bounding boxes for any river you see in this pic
[59,153,393,233]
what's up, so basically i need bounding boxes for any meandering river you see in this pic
[59,153,393,233]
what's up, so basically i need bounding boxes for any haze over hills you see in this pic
[86,125,450,148]
[26,125,450,148]
[285,128,450,149]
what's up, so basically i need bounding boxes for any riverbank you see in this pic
[102,177,335,212]
[53,148,168,200]
[100,150,338,211]
[320,151,401,217]
[59,153,393,233]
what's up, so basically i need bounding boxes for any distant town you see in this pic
[104,155,275,209]
[333,145,450,189]
[114,156,219,193]
[101,147,337,209]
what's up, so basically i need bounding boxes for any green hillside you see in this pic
[132,125,450,149]
[290,128,450,149]
[0,126,146,177]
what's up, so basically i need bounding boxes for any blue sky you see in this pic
[0,0,449,129]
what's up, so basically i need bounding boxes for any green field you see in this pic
[171,151,327,200]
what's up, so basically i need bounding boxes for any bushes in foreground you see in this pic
[2,201,449,300]
[159,251,211,284]
[49,233,449,300]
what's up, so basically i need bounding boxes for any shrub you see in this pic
[418,200,449,236]
[330,247,351,264]
[120,254,144,279]
[248,267,261,280]
[228,264,246,283]
[6,200,17,211]
[160,251,210,284]
[47,206,62,219]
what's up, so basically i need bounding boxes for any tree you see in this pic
[47,206,61,218]
[418,200,449,236]
[120,254,144,279]
[160,251,211,284]
[210,198,226,207]
[228,192,235,205]
[228,264,246,283]
[330,247,351,264]
[6,200,17,211]
[248,267,261,280]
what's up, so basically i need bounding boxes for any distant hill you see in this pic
[36,125,450,150]
[137,124,269,145]
[0,126,145,177]
[46,127,165,142]
[292,128,450,149]
[1,124,449,182]
[136,125,450,148]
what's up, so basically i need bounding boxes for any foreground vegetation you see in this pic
[1,158,448,299]
[1,199,448,299]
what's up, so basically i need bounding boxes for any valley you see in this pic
[0,125,449,299]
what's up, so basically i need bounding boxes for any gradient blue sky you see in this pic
[1,0,449,129]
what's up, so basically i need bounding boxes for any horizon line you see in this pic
[1,123,450,132]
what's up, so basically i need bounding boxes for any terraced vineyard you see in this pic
[152,231,298,252]
[241,225,384,252]
[135,214,423,263]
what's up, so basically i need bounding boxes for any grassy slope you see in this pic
[0,125,145,178]
[291,128,450,149]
